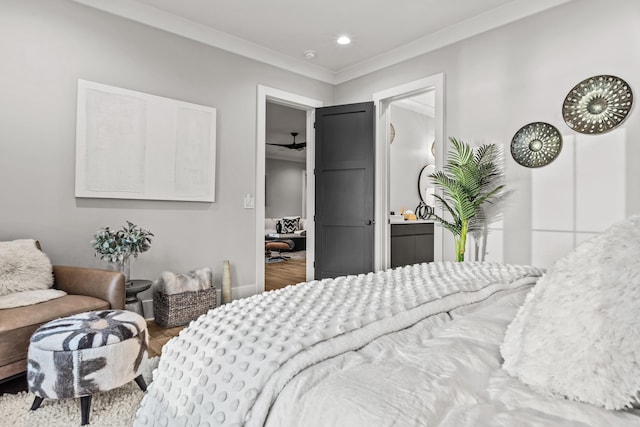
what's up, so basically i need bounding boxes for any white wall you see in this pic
[265,159,305,218]
[0,0,334,309]
[3,0,638,300]
[530,131,627,267]
[335,0,640,266]
[389,105,434,214]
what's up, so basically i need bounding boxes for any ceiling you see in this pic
[74,0,572,84]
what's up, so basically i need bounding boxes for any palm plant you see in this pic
[429,137,504,261]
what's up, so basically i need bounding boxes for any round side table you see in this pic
[125,279,152,316]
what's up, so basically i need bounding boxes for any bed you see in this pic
[135,216,640,426]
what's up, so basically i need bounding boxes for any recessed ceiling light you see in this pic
[303,50,317,59]
[337,36,351,45]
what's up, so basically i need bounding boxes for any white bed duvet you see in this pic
[266,287,640,427]
[135,262,639,426]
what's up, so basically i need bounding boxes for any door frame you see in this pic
[372,73,446,270]
[255,85,323,294]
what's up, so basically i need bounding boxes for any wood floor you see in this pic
[147,320,184,358]
[265,258,306,291]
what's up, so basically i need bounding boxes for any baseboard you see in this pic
[233,283,259,299]
[141,284,258,320]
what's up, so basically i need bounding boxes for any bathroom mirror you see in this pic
[389,89,436,213]
[418,164,435,204]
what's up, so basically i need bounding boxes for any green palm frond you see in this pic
[428,137,505,261]
[426,208,459,236]
[446,138,473,168]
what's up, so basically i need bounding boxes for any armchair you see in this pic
[0,242,125,382]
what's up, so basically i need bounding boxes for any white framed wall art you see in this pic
[75,79,217,202]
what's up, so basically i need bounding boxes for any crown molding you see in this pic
[333,0,573,84]
[72,0,336,83]
[73,0,572,86]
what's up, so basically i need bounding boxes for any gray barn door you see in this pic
[315,102,375,279]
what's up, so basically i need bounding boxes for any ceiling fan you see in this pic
[267,132,306,150]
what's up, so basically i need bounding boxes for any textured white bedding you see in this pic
[135,262,542,426]
[265,287,640,426]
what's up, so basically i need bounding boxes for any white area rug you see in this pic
[0,357,158,427]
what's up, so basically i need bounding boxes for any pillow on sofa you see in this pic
[501,215,640,410]
[0,239,54,297]
[157,267,213,295]
[265,218,278,235]
[282,216,300,233]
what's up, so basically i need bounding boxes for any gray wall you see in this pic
[3,0,638,299]
[335,0,640,265]
[0,0,334,304]
[265,159,305,219]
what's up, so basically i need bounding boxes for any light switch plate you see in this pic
[244,193,255,209]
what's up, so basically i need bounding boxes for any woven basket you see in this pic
[153,287,216,328]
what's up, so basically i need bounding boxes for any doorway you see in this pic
[373,74,445,269]
[264,103,307,290]
[255,86,322,294]
[256,76,444,293]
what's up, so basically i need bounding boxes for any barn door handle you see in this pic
[366,219,375,225]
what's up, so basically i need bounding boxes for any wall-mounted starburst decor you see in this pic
[511,122,562,168]
[562,75,633,134]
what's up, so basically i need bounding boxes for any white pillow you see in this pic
[265,218,278,233]
[157,267,213,295]
[501,215,640,410]
[0,239,54,296]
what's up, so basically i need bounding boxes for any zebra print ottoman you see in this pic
[27,310,149,425]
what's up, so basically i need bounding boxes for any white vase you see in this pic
[222,260,232,304]
[119,255,131,284]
